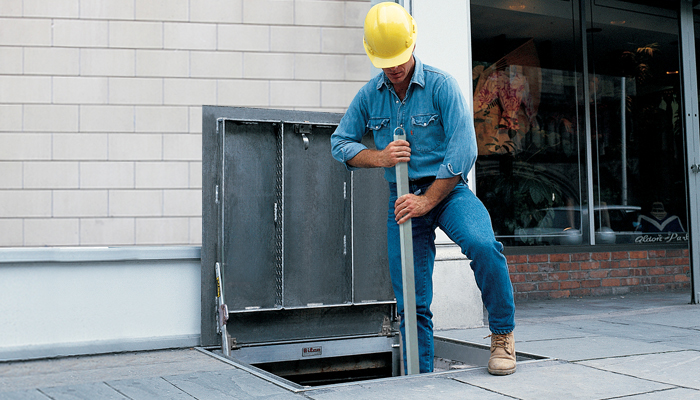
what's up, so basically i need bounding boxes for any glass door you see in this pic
[586,0,688,246]
[470,0,588,247]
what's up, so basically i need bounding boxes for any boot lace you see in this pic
[485,334,512,354]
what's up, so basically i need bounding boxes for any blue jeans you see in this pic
[387,180,515,373]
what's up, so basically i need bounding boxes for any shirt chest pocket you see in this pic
[411,114,444,152]
[367,117,391,150]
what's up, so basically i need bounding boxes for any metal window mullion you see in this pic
[580,0,596,245]
[679,0,700,304]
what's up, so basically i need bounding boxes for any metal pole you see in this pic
[394,127,420,374]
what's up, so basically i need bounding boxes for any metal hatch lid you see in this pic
[202,106,394,348]
[204,105,344,126]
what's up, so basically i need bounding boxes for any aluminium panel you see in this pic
[282,123,352,308]
[352,135,393,303]
[221,120,279,311]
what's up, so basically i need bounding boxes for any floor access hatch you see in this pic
[201,106,399,384]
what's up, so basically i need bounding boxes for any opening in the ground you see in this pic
[201,336,547,391]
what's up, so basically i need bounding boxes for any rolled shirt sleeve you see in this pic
[434,75,477,185]
[331,88,370,171]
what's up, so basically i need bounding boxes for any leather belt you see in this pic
[409,176,436,186]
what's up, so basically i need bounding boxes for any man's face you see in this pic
[382,56,415,86]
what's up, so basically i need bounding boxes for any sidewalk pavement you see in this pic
[1,291,698,399]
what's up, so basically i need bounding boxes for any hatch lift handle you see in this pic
[215,262,231,357]
[394,127,420,375]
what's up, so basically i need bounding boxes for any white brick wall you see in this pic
[0,0,371,247]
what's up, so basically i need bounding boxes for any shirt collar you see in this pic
[375,55,425,91]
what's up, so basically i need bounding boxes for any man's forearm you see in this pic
[421,176,460,210]
[393,175,461,224]
[346,149,383,168]
[347,140,412,169]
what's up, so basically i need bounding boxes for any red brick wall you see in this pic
[506,249,691,301]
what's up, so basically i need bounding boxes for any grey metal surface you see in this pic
[282,124,352,308]
[680,0,700,304]
[221,120,278,311]
[351,136,392,303]
[230,336,397,365]
[393,129,419,375]
[202,106,350,346]
[202,106,397,351]
[225,304,393,345]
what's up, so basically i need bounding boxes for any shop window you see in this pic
[471,0,688,247]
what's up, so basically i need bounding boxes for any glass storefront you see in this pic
[471,0,689,248]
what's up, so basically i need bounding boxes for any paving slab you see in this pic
[38,382,129,400]
[550,318,700,348]
[105,377,195,400]
[0,292,696,400]
[621,387,700,399]
[306,373,511,400]
[0,390,51,400]
[579,350,700,390]
[440,325,678,362]
[451,359,673,400]
[164,369,305,400]
[600,308,700,329]
[0,350,233,393]
[439,323,589,345]
[516,335,680,361]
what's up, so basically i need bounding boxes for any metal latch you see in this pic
[691,164,700,174]
[296,123,312,150]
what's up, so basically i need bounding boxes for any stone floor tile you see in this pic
[451,360,672,400]
[306,374,510,400]
[579,351,700,390]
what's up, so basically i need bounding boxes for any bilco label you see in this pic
[302,346,322,357]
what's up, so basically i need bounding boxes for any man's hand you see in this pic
[394,176,461,224]
[379,140,411,168]
[394,193,433,225]
[347,140,411,169]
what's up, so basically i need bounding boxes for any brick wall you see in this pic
[0,0,372,247]
[507,249,691,301]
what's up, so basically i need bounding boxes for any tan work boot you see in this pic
[487,332,516,375]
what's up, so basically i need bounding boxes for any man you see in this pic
[330,2,516,375]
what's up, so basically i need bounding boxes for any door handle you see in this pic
[691,164,700,173]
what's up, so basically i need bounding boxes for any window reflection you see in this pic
[471,1,585,246]
[470,0,688,247]
[589,1,687,245]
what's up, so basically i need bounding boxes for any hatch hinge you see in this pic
[380,316,392,336]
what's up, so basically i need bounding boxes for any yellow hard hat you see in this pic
[363,2,417,69]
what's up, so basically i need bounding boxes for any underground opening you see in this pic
[201,335,546,390]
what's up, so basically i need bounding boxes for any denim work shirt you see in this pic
[331,56,477,184]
